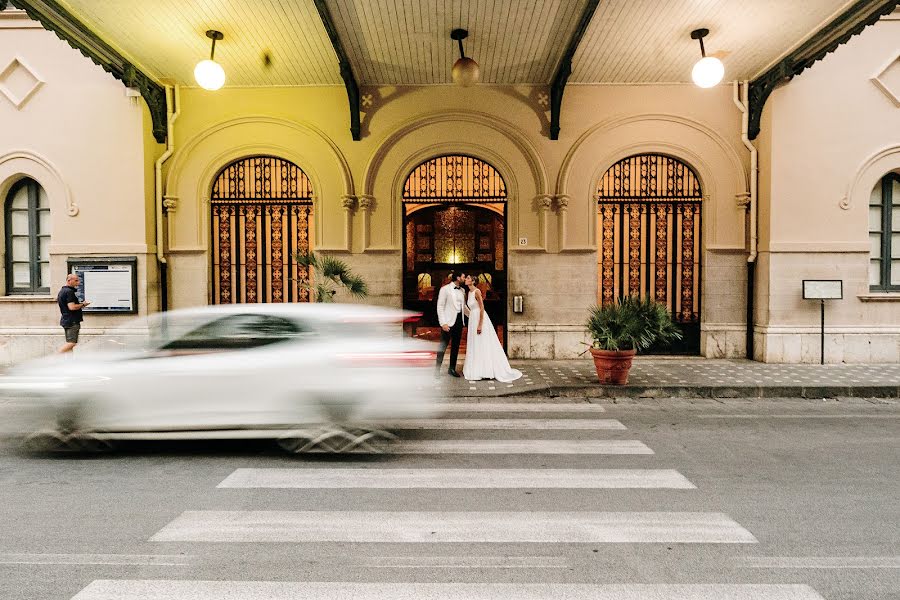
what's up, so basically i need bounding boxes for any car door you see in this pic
[95,313,308,431]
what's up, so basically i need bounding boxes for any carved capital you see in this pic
[340,195,357,211]
[358,194,375,211]
[163,195,178,212]
[555,194,570,211]
[735,192,751,209]
[536,194,553,211]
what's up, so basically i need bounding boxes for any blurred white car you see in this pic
[0,304,439,453]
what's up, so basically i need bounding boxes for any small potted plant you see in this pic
[585,296,682,384]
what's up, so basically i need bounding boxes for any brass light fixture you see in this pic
[450,29,480,87]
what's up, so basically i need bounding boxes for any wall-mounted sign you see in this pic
[67,257,138,314]
[802,279,843,300]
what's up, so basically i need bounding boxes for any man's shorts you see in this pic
[63,322,80,344]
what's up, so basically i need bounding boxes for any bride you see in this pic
[462,275,522,382]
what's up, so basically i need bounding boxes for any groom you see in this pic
[436,270,466,377]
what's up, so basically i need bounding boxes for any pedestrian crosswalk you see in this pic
[66,399,827,600]
[71,581,827,600]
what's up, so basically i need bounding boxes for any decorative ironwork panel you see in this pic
[211,156,313,304]
[596,154,702,325]
[403,155,507,202]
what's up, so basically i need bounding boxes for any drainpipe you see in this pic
[733,80,758,360]
[154,84,180,312]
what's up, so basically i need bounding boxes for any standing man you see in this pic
[57,273,89,353]
[435,270,466,377]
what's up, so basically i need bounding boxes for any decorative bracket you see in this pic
[749,0,899,140]
[312,0,361,141]
[10,0,168,143]
[549,0,601,140]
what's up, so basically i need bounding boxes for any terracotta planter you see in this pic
[589,348,637,385]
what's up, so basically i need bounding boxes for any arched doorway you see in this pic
[597,154,702,353]
[402,155,507,346]
[210,156,313,304]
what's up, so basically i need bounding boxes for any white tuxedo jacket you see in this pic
[436,282,465,328]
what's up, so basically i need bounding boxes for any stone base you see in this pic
[754,330,900,363]
[701,325,747,358]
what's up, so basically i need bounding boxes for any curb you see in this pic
[449,384,900,399]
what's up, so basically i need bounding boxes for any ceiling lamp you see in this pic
[690,28,724,88]
[450,29,480,87]
[194,30,225,91]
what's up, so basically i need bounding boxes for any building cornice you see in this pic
[8,0,168,143]
[748,0,899,140]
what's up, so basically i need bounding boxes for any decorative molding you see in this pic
[748,0,900,140]
[0,56,44,109]
[0,149,77,216]
[10,0,168,143]
[363,110,549,197]
[358,194,375,251]
[166,116,353,198]
[48,243,154,253]
[312,0,360,141]
[340,194,357,211]
[0,8,43,29]
[162,194,177,212]
[841,144,900,210]
[549,0,601,140]
[556,113,746,198]
[858,293,900,301]
[871,53,900,107]
[537,193,553,250]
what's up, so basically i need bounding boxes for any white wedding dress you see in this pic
[462,292,522,382]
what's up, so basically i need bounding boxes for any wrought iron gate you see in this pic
[211,156,312,304]
[597,154,702,352]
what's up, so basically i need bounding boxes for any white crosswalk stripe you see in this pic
[392,439,654,454]
[389,418,627,429]
[217,467,695,489]
[67,400,817,600]
[149,511,757,543]
[71,581,826,600]
[435,402,606,412]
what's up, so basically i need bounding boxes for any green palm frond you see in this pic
[293,250,369,303]
[586,296,682,352]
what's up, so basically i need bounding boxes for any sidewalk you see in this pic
[442,358,900,399]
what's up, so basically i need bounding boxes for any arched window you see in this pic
[870,172,900,291]
[5,178,50,294]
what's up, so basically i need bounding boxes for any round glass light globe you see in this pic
[452,57,480,87]
[691,56,724,88]
[194,59,225,91]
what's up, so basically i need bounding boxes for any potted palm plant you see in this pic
[585,296,682,384]
[295,251,368,302]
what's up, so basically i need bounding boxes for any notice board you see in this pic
[67,257,138,314]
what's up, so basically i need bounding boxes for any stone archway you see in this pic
[401,154,508,347]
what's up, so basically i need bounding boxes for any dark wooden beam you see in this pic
[312,0,361,141]
[10,0,168,143]
[549,0,601,140]
[749,0,898,140]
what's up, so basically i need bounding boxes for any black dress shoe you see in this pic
[448,369,461,377]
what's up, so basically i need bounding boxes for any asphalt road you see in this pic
[0,397,897,600]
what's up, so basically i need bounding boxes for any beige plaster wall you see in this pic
[755,14,900,362]
[0,12,161,363]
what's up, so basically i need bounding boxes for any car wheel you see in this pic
[277,426,397,454]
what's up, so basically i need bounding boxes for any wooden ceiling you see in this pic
[48,0,863,87]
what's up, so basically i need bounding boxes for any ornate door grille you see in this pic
[211,156,313,304]
[403,155,507,201]
[597,154,702,325]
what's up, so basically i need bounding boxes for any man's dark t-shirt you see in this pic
[57,285,83,327]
